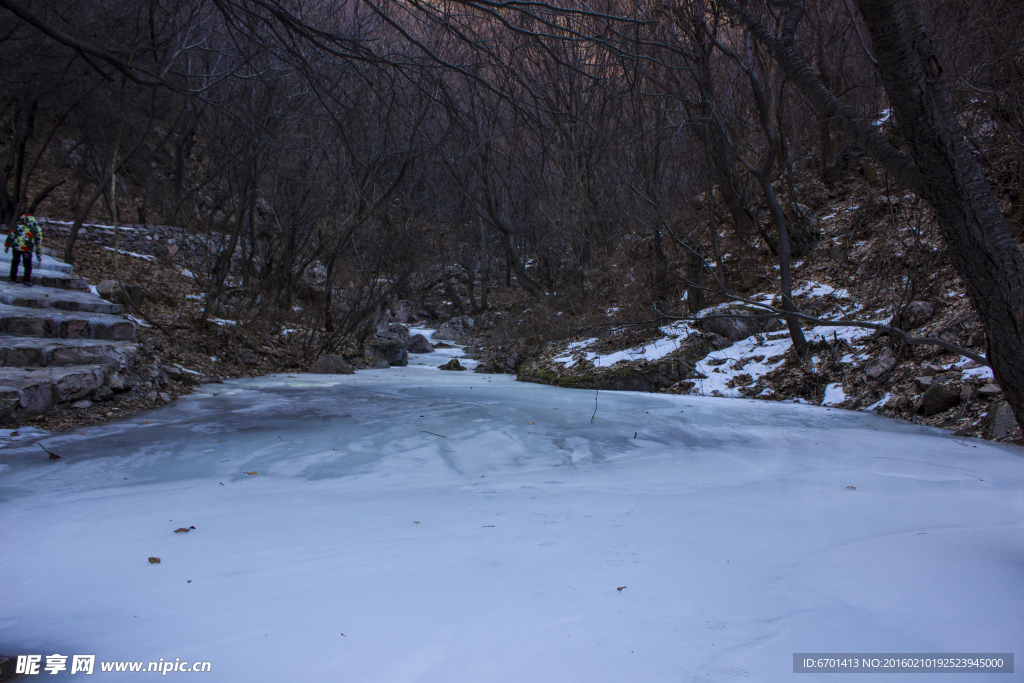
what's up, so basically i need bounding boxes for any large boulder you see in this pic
[387,323,411,343]
[405,334,434,354]
[902,301,935,329]
[698,306,782,342]
[916,383,960,416]
[864,348,896,380]
[434,316,475,342]
[368,339,408,367]
[984,401,1017,439]
[308,354,354,375]
[392,301,420,324]
[439,358,465,371]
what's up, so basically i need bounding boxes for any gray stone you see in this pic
[96,280,119,301]
[916,383,960,416]
[699,306,782,342]
[404,334,433,354]
[54,367,104,402]
[368,339,408,367]
[392,302,419,324]
[921,364,943,376]
[145,391,158,402]
[902,301,935,328]
[158,392,171,404]
[439,358,465,371]
[237,350,259,365]
[462,346,481,356]
[387,323,411,343]
[864,349,897,380]
[71,399,92,409]
[984,401,1018,439]
[93,384,113,401]
[162,365,182,381]
[106,372,127,390]
[978,383,1002,398]
[913,376,933,391]
[307,354,354,375]
[434,316,475,342]
[365,347,390,369]
[377,331,400,341]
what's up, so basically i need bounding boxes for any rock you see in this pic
[921,364,943,376]
[864,348,896,380]
[698,306,781,342]
[307,354,354,374]
[145,391,158,402]
[439,358,465,371]
[959,383,977,404]
[474,360,500,374]
[93,385,113,401]
[978,383,1002,398]
[96,280,119,302]
[916,383,960,416]
[158,392,171,404]
[387,323,411,343]
[913,376,933,392]
[405,334,434,354]
[902,301,935,328]
[984,401,1018,439]
[54,367,104,402]
[237,350,259,365]
[365,346,390,369]
[434,315,475,342]
[71,399,92,409]
[368,339,408,366]
[462,346,481,356]
[392,301,419,324]
[167,243,179,257]
[252,320,279,336]
[162,365,183,381]
[377,331,400,340]
[106,372,127,391]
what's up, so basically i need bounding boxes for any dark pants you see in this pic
[8,251,32,283]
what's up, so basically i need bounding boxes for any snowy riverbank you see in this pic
[1,367,1021,681]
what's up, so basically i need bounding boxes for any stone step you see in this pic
[0,364,118,421]
[0,282,123,315]
[0,335,137,369]
[0,303,135,341]
[0,251,75,275]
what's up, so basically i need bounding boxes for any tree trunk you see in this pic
[854,0,1024,428]
[720,0,1024,428]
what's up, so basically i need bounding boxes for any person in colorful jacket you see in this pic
[4,213,42,286]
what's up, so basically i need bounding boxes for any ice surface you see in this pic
[1,368,1022,682]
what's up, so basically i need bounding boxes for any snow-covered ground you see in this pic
[1,366,1022,682]
[547,282,887,400]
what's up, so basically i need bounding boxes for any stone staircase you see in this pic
[0,251,90,291]
[0,253,137,423]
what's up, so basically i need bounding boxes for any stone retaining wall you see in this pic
[35,219,238,267]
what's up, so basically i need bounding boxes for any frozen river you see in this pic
[1,341,1022,681]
